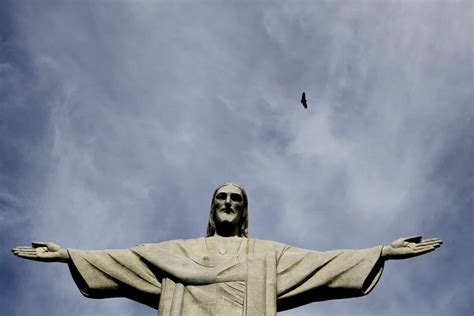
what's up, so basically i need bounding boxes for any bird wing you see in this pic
[301,92,307,109]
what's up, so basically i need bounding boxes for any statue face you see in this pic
[214,184,244,228]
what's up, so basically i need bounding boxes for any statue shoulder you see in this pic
[252,237,287,246]
[133,238,204,252]
[249,238,290,254]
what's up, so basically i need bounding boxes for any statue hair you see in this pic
[206,183,248,238]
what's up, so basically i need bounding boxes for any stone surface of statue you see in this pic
[12,183,442,315]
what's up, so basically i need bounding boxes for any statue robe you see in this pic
[67,237,384,315]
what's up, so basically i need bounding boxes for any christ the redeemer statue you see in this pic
[12,183,442,315]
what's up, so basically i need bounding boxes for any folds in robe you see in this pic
[68,238,384,315]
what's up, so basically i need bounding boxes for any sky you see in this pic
[0,1,472,315]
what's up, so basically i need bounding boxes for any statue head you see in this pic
[206,183,248,238]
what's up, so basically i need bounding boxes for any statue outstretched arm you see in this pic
[12,242,70,263]
[381,236,443,260]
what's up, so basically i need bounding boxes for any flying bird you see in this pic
[301,92,308,109]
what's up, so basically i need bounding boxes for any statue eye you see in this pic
[216,193,227,200]
[231,193,243,202]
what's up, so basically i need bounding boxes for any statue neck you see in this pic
[214,223,239,237]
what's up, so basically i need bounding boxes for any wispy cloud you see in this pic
[1,1,472,315]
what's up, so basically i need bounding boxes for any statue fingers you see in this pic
[12,248,37,255]
[419,238,443,245]
[417,240,442,248]
[14,248,37,253]
[12,246,34,251]
[420,237,441,243]
[413,246,436,255]
[431,238,443,245]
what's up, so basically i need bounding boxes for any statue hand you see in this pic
[12,242,70,263]
[381,236,443,260]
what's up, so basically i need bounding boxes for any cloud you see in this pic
[1,1,472,315]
